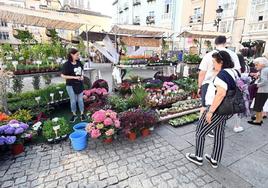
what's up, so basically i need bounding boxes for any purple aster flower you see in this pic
[14,127,24,135]
[9,119,19,124]
[0,136,5,145]
[4,136,16,144]
[4,126,15,134]
[20,123,29,130]
[0,125,8,134]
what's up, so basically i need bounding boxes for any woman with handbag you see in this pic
[61,48,86,123]
[186,51,241,168]
[248,57,268,125]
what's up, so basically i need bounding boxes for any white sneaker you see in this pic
[233,126,244,133]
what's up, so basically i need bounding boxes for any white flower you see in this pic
[52,117,59,122]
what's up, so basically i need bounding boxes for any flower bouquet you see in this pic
[86,110,120,143]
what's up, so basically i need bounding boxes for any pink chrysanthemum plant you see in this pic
[85,110,121,140]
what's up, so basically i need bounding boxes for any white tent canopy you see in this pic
[178,30,229,39]
[110,24,174,37]
[0,4,93,30]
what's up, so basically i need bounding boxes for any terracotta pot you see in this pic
[141,128,150,137]
[103,137,113,143]
[128,132,136,141]
[11,143,24,156]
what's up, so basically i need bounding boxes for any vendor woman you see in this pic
[61,48,86,122]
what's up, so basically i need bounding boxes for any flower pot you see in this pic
[128,132,136,141]
[11,143,24,156]
[141,128,151,137]
[103,137,113,143]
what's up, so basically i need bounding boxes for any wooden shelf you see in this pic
[158,108,201,122]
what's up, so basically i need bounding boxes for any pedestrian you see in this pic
[248,57,268,125]
[61,48,86,123]
[198,36,241,137]
[186,50,238,168]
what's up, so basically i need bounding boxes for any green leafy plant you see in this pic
[128,85,148,108]
[10,109,32,123]
[183,54,202,64]
[32,75,41,90]
[12,77,24,93]
[108,95,129,112]
[42,117,71,140]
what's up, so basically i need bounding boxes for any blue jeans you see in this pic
[66,86,84,114]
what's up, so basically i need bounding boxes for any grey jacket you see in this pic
[257,67,268,93]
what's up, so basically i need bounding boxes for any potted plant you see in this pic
[85,109,120,143]
[10,109,32,123]
[42,117,70,143]
[0,119,29,155]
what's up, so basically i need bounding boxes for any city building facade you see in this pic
[0,0,111,45]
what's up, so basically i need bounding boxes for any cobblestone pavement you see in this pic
[0,132,225,188]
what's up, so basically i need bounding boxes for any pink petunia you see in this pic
[104,118,113,126]
[92,110,106,123]
[114,120,120,128]
[105,128,114,136]
[91,128,101,138]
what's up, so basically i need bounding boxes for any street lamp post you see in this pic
[214,6,223,32]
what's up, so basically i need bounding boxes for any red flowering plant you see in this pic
[119,81,132,95]
[119,109,158,134]
[85,110,121,140]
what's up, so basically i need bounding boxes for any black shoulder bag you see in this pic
[215,70,246,115]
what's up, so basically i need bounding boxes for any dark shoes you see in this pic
[248,120,263,126]
[185,153,203,166]
[251,115,267,120]
[70,115,78,123]
[81,114,87,121]
[205,154,218,169]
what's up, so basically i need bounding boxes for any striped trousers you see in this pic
[195,110,231,162]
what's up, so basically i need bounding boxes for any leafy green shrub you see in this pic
[183,54,202,64]
[43,117,71,140]
[108,95,129,112]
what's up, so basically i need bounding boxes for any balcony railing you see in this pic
[119,8,123,14]
[147,0,156,2]
[133,17,141,25]
[133,0,141,6]
[146,16,155,24]
[249,21,268,32]
[189,14,202,24]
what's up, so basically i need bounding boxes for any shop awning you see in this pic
[110,24,174,37]
[178,30,229,39]
[0,4,93,30]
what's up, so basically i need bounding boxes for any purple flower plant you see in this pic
[0,136,16,145]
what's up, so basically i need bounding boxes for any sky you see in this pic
[90,0,114,17]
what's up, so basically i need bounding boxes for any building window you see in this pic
[75,30,79,35]
[149,11,155,17]
[259,16,263,21]
[193,7,201,16]
[165,4,170,13]
[1,20,7,27]
[0,32,9,40]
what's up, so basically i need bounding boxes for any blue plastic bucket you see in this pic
[69,130,88,151]
[73,122,88,131]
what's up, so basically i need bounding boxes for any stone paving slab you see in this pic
[0,134,223,188]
